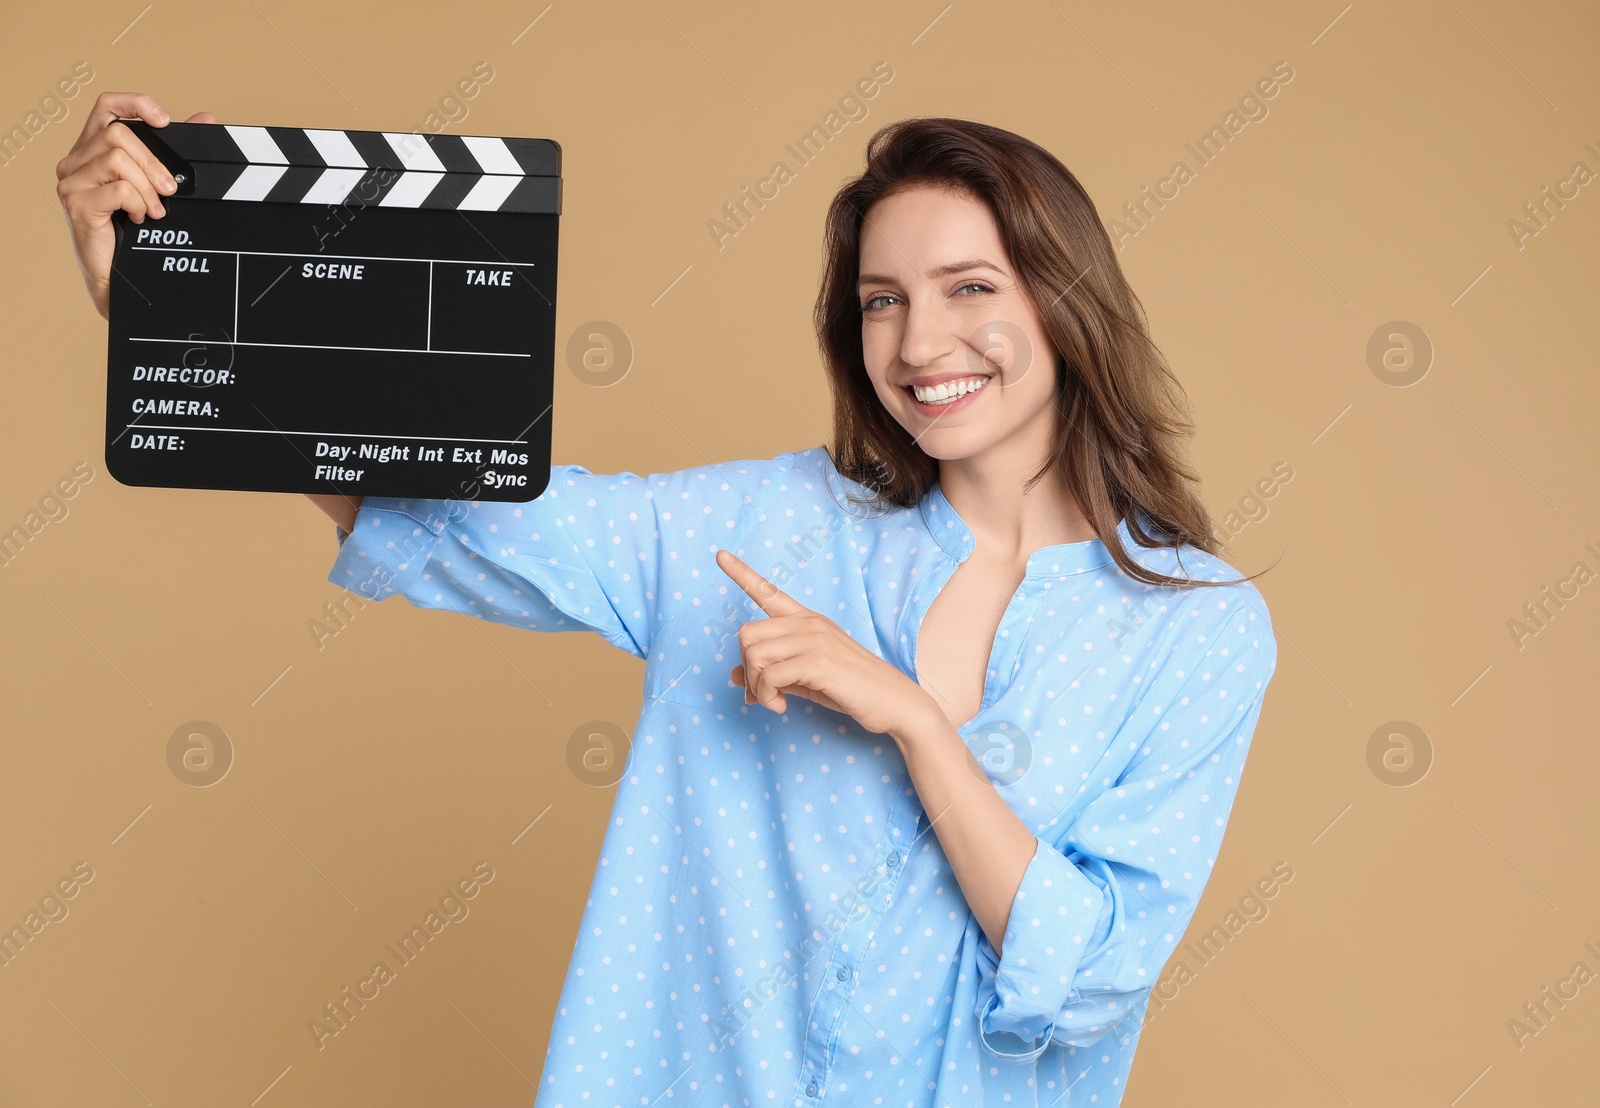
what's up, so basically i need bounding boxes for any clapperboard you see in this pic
[103,120,560,502]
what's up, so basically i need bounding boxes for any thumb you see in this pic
[183,111,217,124]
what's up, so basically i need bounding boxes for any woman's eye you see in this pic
[860,284,990,312]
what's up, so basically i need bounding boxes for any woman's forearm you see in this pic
[306,493,363,532]
[889,702,1039,959]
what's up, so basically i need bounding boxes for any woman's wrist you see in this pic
[306,493,363,532]
[887,685,954,753]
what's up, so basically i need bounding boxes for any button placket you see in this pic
[793,789,921,1101]
[977,578,1041,717]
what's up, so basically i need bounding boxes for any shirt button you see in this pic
[887,852,900,867]
[807,1079,819,1096]
[836,967,848,981]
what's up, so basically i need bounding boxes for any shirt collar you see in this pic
[918,479,1127,578]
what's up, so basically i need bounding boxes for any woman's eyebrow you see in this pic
[857,259,1006,286]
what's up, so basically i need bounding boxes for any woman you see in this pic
[59,95,1277,1106]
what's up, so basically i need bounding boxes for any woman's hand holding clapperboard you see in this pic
[56,91,361,531]
[56,92,214,322]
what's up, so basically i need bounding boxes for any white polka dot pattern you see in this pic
[328,446,1279,1106]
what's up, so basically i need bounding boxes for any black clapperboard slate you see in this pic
[104,120,560,502]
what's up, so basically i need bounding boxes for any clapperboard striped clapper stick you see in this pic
[104,120,562,502]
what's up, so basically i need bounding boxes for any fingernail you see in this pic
[162,174,175,190]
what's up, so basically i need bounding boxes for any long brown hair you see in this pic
[814,116,1265,590]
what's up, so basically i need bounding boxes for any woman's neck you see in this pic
[937,442,1096,561]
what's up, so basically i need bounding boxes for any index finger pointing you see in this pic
[715,549,801,616]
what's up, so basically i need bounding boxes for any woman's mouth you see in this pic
[903,374,992,416]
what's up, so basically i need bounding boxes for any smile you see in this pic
[904,374,991,413]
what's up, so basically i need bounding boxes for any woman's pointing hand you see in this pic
[715,548,935,738]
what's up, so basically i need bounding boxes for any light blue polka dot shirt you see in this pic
[329,446,1278,1106]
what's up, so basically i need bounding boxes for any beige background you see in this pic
[3,0,1597,1104]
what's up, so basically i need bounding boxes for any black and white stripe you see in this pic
[122,120,560,214]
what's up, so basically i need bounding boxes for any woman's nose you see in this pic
[898,298,958,369]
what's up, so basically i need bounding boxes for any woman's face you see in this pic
[857,184,1060,464]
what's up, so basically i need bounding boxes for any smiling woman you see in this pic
[319,119,1280,1107]
[815,118,1233,587]
[56,94,1278,1108]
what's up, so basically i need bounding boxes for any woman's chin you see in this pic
[904,425,995,462]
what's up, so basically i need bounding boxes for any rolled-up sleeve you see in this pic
[327,455,790,659]
[973,601,1278,1060]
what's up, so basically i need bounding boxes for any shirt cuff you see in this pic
[328,497,460,602]
[974,835,1108,1060]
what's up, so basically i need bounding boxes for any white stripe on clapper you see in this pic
[301,167,369,205]
[458,175,521,211]
[378,172,445,207]
[223,165,289,201]
[224,125,288,163]
[303,128,366,167]
[382,132,447,172]
[461,136,523,175]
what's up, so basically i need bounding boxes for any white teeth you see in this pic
[911,376,989,404]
